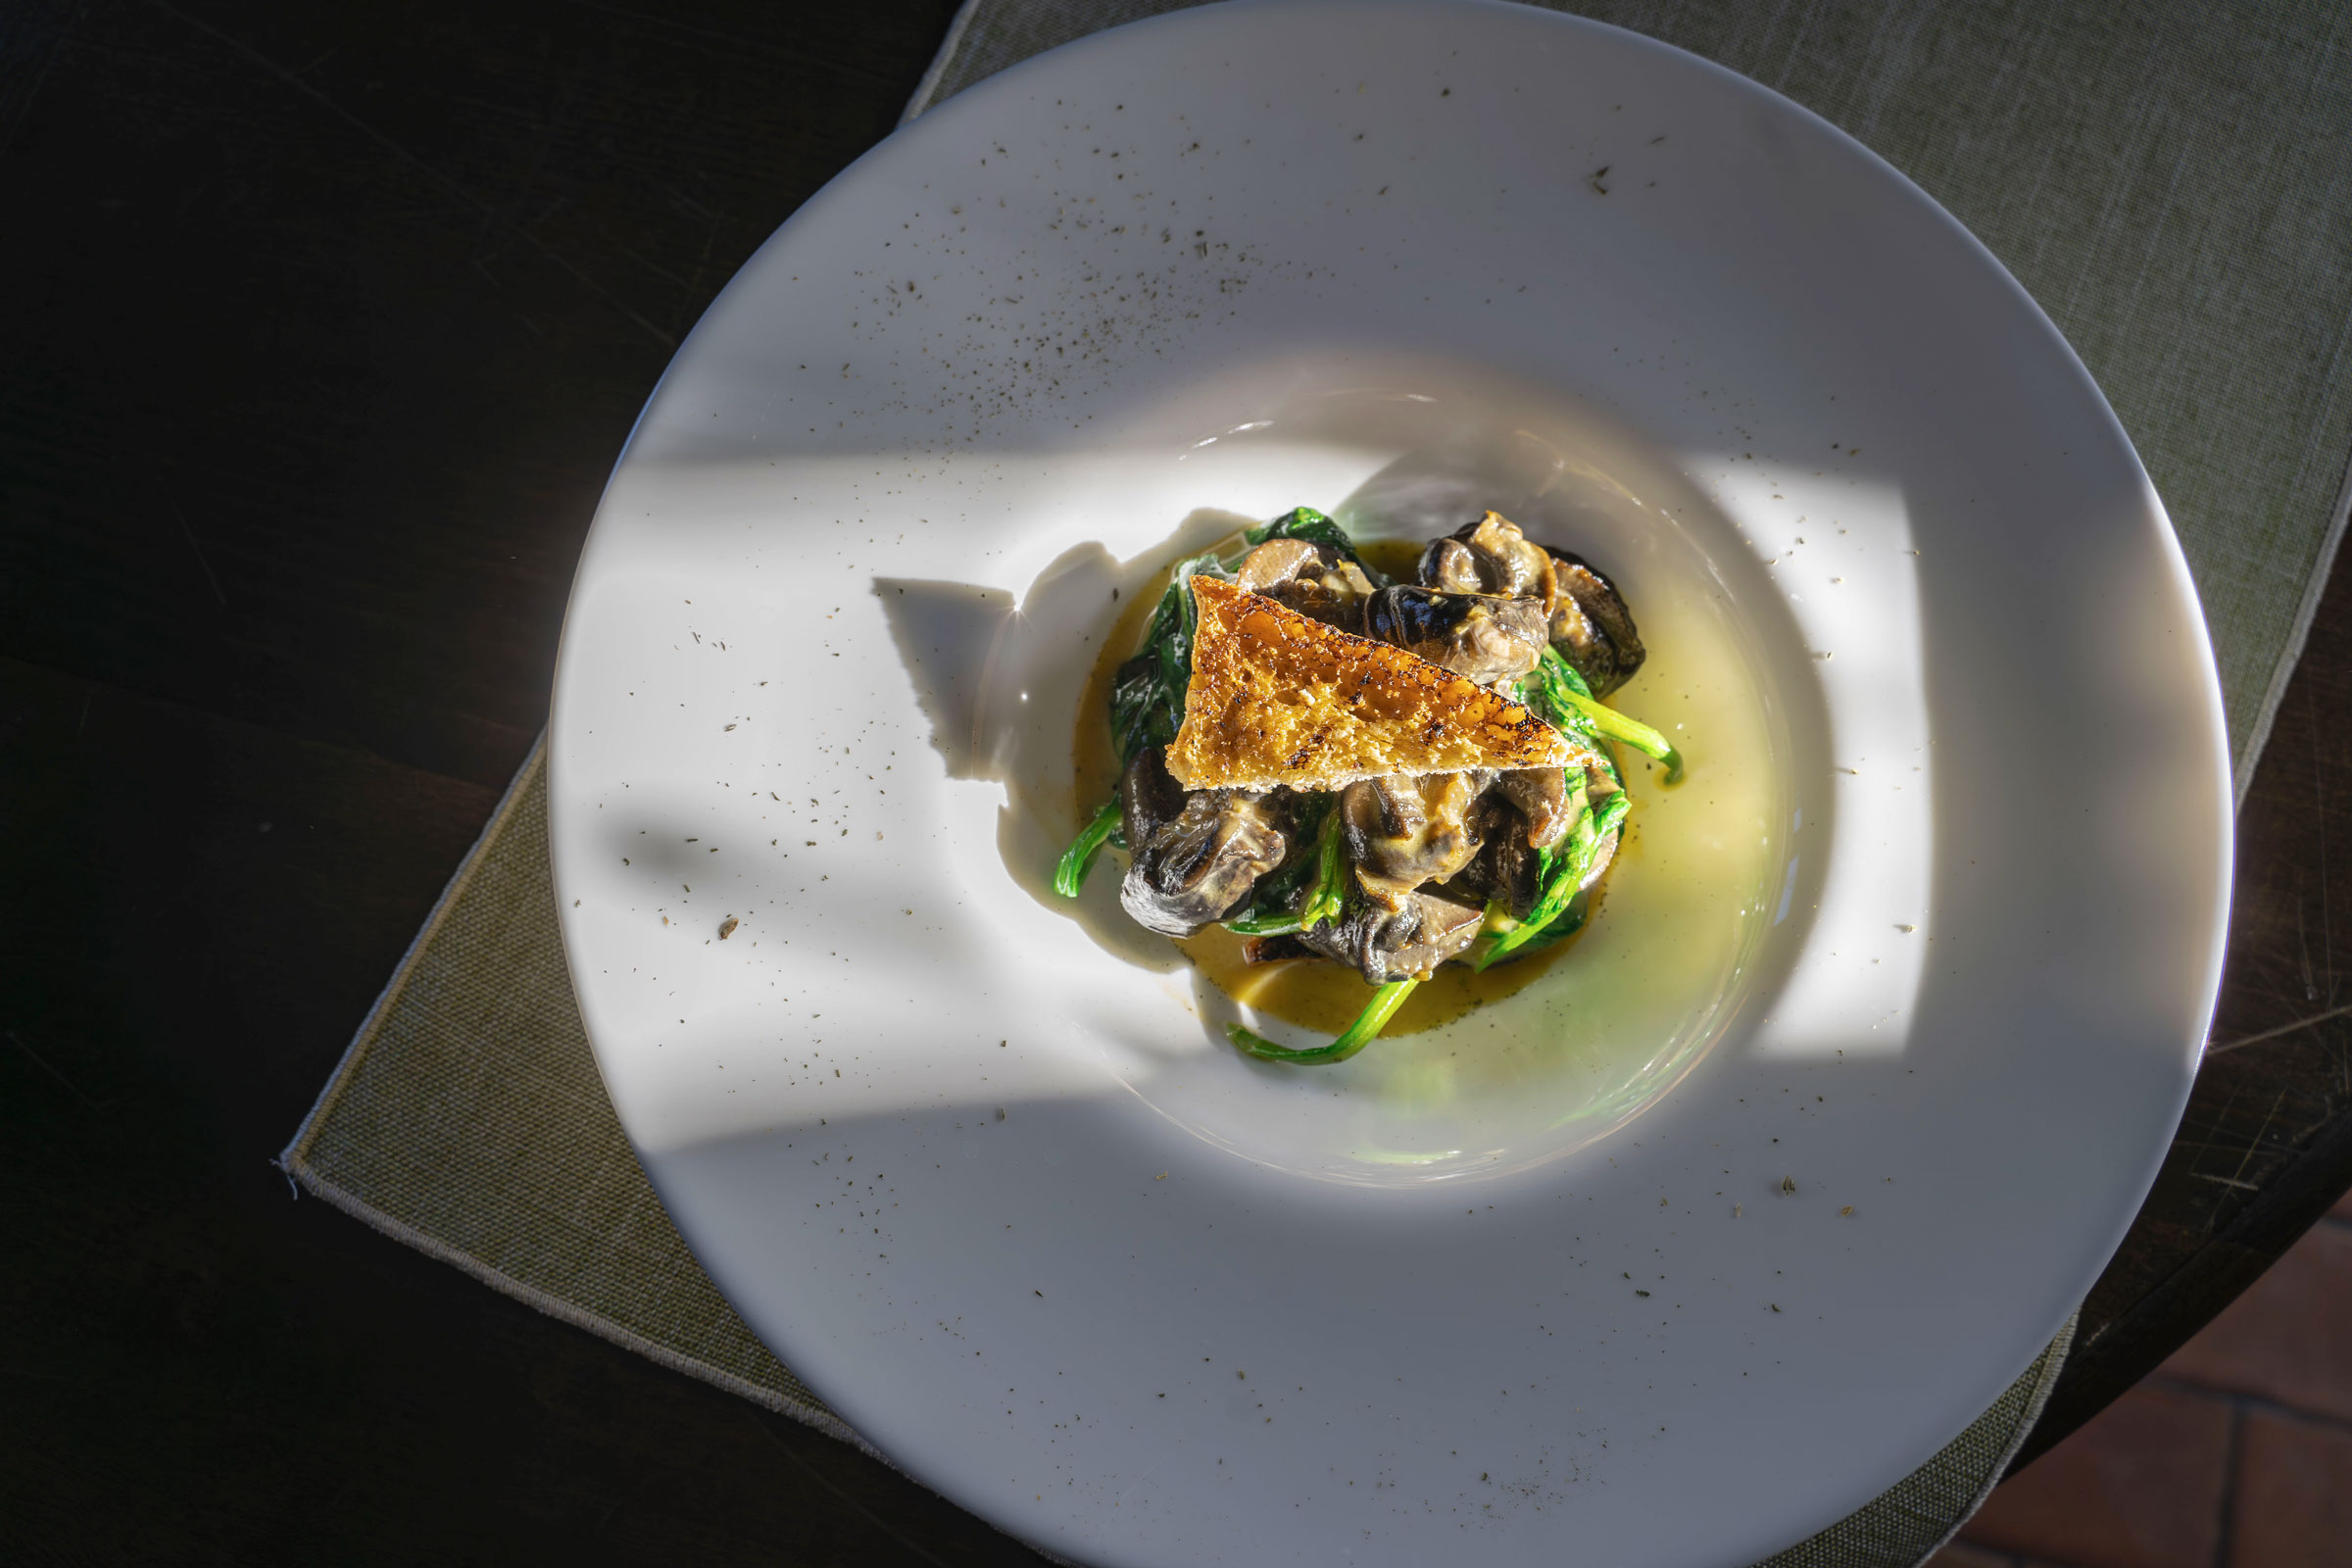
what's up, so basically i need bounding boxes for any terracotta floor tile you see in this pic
[2161,1221,2352,1422]
[1958,1382,2231,1568]
[2331,1185,2352,1221]
[2228,1408,2352,1568]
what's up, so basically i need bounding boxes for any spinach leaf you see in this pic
[1108,551,1233,765]
[1532,646,1681,783]
[1221,797,1344,934]
[1053,798,1125,897]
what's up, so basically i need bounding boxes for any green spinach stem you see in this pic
[1052,798,1123,898]
[1225,979,1419,1065]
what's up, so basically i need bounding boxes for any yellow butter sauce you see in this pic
[1354,537,1425,580]
[1071,563,1169,813]
[1068,532,1611,1038]
[1171,895,1599,1038]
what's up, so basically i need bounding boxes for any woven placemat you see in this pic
[279,741,863,1446]
[285,3,2352,1561]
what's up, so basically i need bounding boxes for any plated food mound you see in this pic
[1054,507,1684,1065]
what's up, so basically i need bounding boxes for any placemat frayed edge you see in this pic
[903,0,987,125]
[2237,446,2352,805]
[1890,1311,2074,1568]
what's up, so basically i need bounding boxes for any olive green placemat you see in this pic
[279,737,2074,1567]
[286,3,2352,1561]
[911,0,2352,801]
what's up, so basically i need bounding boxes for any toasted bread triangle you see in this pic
[1166,577,1583,791]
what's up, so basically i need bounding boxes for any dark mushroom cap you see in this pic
[1417,536,1486,595]
[1450,511,1560,608]
[1299,885,1486,984]
[1544,547,1645,696]
[1340,770,1494,911]
[1236,537,1330,590]
[1364,585,1548,687]
[1116,747,1293,937]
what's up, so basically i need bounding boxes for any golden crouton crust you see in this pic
[1166,577,1581,791]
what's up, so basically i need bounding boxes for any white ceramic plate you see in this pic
[548,3,2231,1562]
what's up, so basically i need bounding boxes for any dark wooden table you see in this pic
[4,1,2346,1556]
